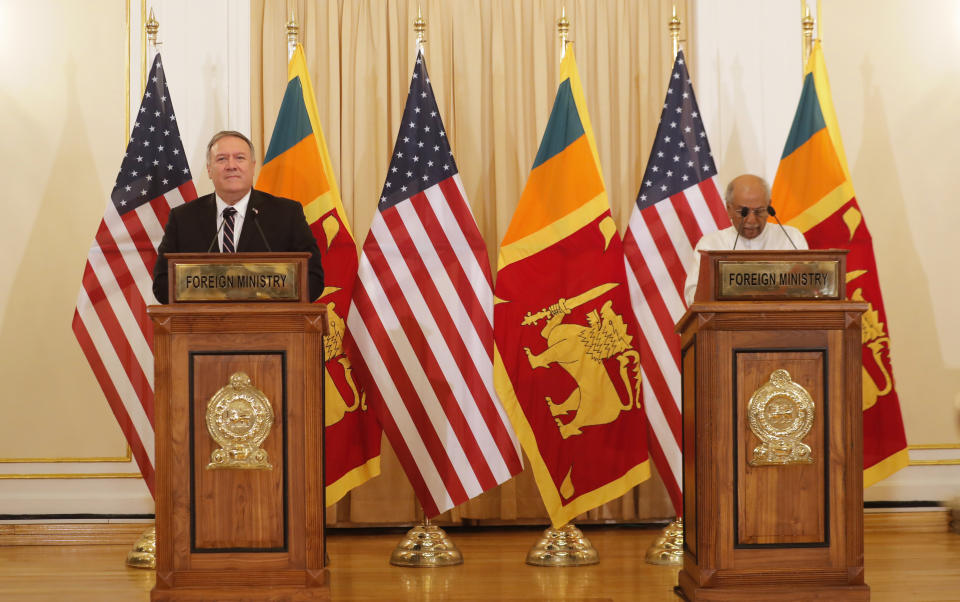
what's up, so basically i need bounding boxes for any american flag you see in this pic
[622,50,729,514]
[346,51,522,517]
[72,55,196,496]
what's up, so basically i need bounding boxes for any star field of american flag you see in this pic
[636,50,715,210]
[379,51,457,210]
[111,56,191,215]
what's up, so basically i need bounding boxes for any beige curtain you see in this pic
[252,0,692,526]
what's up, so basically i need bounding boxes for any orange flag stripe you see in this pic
[256,135,331,215]
[772,128,846,224]
[500,135,604,246]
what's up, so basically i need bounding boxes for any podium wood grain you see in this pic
[192,353,285,551]
[736,348,825,545]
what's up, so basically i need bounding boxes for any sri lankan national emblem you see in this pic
[747,369,815,466]
[205,372,274,470]
[522,283,642,440]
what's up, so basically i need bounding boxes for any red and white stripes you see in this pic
[622,176,726,513]
[348,174,521,517]
[72,184,195,495]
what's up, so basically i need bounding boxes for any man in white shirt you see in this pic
[683,174,807,305]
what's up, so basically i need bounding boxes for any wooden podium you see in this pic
[675,250,869,601]
[148,253,329,601]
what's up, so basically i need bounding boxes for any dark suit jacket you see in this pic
[152,189,324,303]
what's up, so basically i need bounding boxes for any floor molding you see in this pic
[0,522,151,546]
[1,510,950,546]
[863,509,950,533]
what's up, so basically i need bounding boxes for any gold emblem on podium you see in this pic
[747,369,814,466]
[205,372,274,470]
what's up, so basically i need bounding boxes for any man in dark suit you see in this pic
[152,130,324,303]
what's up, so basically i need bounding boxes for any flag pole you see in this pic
[801,2,815,70]
[524,9,603,569]
[145,8,161,61]
[387,8,463,568]
[557,4,570,59]
[643,4,686,570]
[286,9,298,60]
[669,5,681,60]
[125,7,161,573]
[413,2,426,55]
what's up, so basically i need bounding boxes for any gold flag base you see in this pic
[645,518,683,566]
[125,525,156,569]
[526,524,599,567]
[389,521,463,567]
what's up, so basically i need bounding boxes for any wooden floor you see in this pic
[0,513,957,601]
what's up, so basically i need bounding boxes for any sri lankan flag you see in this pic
[772,40,908,487]
[257,44,381,505]
[493,46,650,528]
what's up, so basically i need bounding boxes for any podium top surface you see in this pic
[147,301,328,337]
[675,298,868,336]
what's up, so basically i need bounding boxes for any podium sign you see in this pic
[717,258,841,300]
[150,253,329,601]
[169,253,307,302]
[676,249,870,601]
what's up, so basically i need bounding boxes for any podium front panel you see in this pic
[734,345,826,547]
[676,297,868,600]
[191,352,286,552]
[149,303,328,600]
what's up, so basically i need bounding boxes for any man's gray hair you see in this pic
[724,175,771,206]
[206,130,255,163]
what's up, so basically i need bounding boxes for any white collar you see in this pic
[215,190,251,217]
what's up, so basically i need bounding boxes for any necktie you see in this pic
[222,207,237,253]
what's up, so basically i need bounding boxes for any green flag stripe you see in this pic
[263,76,313,164]
[531,79,585,170]
[780,72,828,159]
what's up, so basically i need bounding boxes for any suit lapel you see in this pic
[199,195,218,250]
[237,189,262,252]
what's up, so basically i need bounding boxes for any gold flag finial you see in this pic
[145,8,159,48]
[286,10,299,59]
[669,5,682,59]
[141,8,160,97]
[558,5,570,58]
[801,3,815,68]
[413,4,426,51]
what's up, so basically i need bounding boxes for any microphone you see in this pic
[732,206,749,250]
[206,213,228,252]
[766,205,798,249]
[250,207,273,252]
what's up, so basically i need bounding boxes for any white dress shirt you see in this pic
[215,191,251,252]
[683,223,808,305]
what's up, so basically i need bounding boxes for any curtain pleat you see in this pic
[251,0,691,526]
